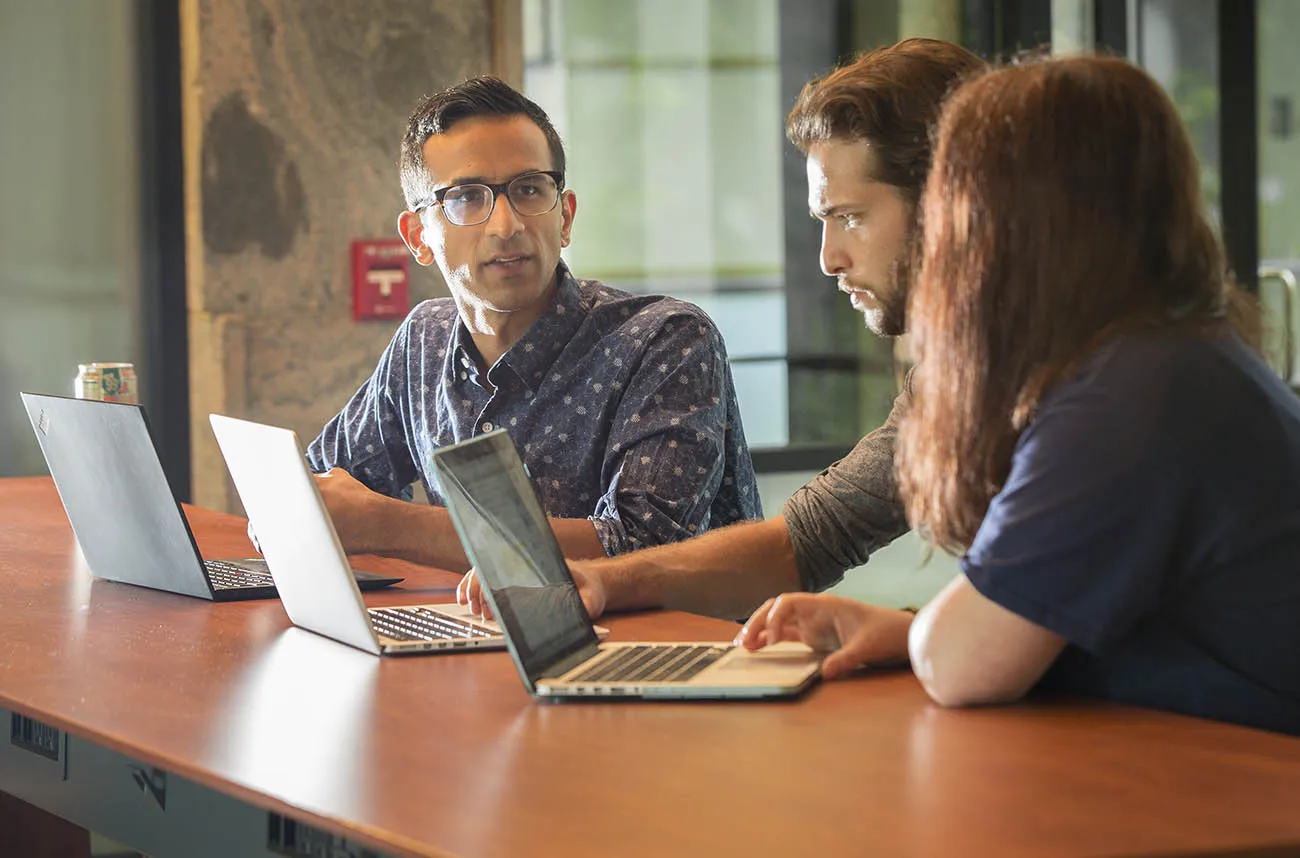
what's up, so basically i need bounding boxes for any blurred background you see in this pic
[1,0,1293,610]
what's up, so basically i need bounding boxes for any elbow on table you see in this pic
[914,667,1028,709]
[907,615,1034,709]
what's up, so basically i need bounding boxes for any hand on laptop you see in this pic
[734,594,914,680]
[314,467,386,554]
[457,561,608,621]
[456,569,492,619]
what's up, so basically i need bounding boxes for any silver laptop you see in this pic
[209,413,504,655]
[432,430,823,700]
[20,393,400,601]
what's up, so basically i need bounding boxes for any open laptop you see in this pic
[20,392,401,601]
[432,429,823,700]
[209,413,506,655]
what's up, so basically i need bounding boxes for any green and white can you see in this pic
[75,362,137,404]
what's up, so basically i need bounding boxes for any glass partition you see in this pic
[0,0,144,477]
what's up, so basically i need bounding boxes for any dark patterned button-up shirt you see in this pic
[307,262,761,554]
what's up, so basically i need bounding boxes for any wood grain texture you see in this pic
[1,476,1299,858]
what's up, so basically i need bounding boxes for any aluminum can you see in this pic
[74,362,138,404]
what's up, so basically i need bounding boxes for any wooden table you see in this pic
[2,476,1299,858]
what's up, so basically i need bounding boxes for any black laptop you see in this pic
[20,393,401,601]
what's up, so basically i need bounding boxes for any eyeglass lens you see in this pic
[442,173,559,226]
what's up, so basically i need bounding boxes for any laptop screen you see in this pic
[433,430,599,686]
[20,392,213,599]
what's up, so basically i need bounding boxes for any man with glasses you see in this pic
[306,76,760,571]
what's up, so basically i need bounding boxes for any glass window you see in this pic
[1137,0,1221,226]
[1137,0,1294,380]
[525,0,790,447]
[0,0,143,476]
[523,0,986,457]
[1259,0,1300,383]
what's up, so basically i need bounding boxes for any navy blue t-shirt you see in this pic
[963,330,1300,735]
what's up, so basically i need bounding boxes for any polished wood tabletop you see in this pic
[2,476,1299,858]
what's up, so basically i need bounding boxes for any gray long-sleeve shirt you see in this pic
[781,388,912,592]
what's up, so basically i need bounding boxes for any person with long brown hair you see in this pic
[739,55,1300,735]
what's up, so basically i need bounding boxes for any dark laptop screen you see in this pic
[433,430,599,686]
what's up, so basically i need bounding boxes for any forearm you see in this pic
[548,518,607,561]
[347,495,604,573]
[591,515,803,620]
[908,576,1065,707]
[343,494,470,571]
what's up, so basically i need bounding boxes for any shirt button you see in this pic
[482,422,494,432]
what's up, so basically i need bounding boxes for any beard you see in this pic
[862,298,906,338]
[843,266,907,337]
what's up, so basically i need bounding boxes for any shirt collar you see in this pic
[448,261,586,395]
[446,320,481,389]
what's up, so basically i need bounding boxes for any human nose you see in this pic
[483,189,524,239]
[819,223,847,277]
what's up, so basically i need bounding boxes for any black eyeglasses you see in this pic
[418,170,564,227]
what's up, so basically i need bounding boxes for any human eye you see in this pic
[446,184,490,207]
[512,174,552,197]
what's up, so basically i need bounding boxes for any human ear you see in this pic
[559,190,577,248]
[397,210,436,266]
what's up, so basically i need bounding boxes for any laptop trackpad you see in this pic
[709,642,822,680]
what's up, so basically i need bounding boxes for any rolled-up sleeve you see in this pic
[782,389,911,591]
[306,317,420,499]
[590,312,748,554]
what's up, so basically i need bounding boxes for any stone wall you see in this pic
[182,0,501,510]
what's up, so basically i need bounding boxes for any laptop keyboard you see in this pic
[368,607,498,642]
[568,645,728,684]
[205,559,274,590]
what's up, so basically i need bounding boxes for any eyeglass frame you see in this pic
[415,170,566,227]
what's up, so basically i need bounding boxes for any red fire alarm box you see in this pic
[351,239,411,321]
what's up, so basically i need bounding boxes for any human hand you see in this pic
[456,567,493,619]
[313,468,384,554]
[564,559,608,620]
[735,593,913,680]
[456,560,608,620]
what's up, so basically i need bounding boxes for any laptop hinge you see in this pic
[540,642,602,680]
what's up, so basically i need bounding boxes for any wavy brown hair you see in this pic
[896,55,1261,554]
[786,38,986,204]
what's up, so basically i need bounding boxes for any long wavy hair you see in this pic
[896,55,1261,554]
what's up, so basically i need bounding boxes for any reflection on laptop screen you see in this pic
[433,431,597,677]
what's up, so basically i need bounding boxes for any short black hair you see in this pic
[398,76,566,211]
